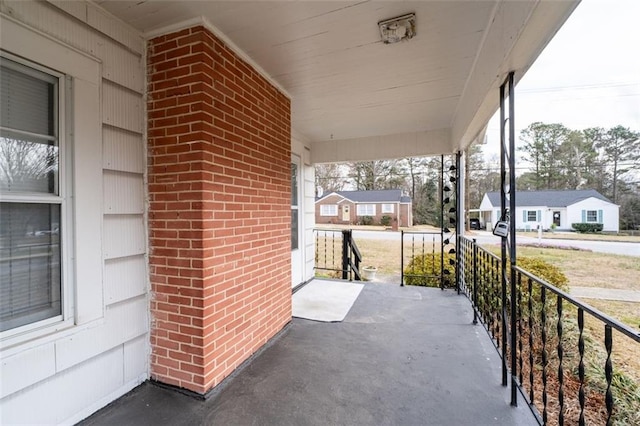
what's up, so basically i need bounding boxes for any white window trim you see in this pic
[1,17,103,348]
[320,204,338,216]
[381,203,394,214]
[356,204,376,216]
[586,210,598,223]
[0,53,72,340]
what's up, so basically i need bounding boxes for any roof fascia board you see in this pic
[315,192,350,204]
[312,129,451,163]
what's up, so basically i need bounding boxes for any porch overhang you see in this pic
[97,0,579,161]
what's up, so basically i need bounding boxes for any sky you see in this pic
[484,0,640,160]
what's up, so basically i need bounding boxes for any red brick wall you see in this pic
[400,203,411,227]
[147,26,292,394]
[315,194,350,225]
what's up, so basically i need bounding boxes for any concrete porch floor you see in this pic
[80,281,538,426]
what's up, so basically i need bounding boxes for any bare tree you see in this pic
[0,137,58,193]
[314,163,346,196]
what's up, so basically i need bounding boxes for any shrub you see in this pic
[517,257,568,290]
[404,253,456,287]
[572,222,603,233]
[360,216,373,225]
[474,255,569,319]
[380,215,392,226]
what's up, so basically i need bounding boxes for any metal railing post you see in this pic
[440,155,445,290]
[473,238,478,325]
[341,229,350,280]
[400,230,405,286]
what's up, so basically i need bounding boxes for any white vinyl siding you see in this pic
[381,203,394,213]
[320,204,338,216]
[357,204,376,216]
[0,5,148,425]
[571,199,617,232]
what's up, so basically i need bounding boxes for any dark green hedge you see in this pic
[571,223,603,233]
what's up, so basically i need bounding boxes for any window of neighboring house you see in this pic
[0,55,65,333]
[320,205,337,216]
[381,204,394,214]
[523,210,541,222]
[586,210,598,223]
[356,204,376,216]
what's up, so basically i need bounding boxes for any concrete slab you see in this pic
[292,280,364,322]
[80,282,539,426]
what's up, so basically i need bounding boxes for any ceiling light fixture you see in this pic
[378,13,416,44]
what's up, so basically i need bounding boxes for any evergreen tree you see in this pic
[518,122,570,189]
[596,125,640,203]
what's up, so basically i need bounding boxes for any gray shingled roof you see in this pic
[319,189,411,203]
[485,190,612,207]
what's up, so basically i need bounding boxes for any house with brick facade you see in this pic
[316,190,412,227]
[0,1,579,423]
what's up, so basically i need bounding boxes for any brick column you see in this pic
[147,26,292,394]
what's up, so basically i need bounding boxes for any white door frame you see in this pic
[291,155,303,287]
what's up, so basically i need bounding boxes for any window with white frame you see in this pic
[320,204,338,216]
[586,210,598,223]
[381,203,394,214]
[357,204,376,216]
[0,55,65,333]
[523,209,541,222]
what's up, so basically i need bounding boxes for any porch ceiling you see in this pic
[98,0,579,160]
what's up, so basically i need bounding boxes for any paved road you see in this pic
[570,287,640,302]
[348,229,640,257]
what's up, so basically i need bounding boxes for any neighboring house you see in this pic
[479,190,619,232]
[315,190,412,227]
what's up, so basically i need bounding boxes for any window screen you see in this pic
[0,56,62,332]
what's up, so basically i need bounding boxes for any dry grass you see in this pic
[315,234,444,279]
[581,299,640,331]
[496,245,640,292]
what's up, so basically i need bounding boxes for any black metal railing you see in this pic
[314,228,361,281]
[459,236,640,425]
[400,230,445,287]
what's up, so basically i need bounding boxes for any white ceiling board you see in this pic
[97,0,578,154]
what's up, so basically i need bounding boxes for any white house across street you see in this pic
[479,190,619,233]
